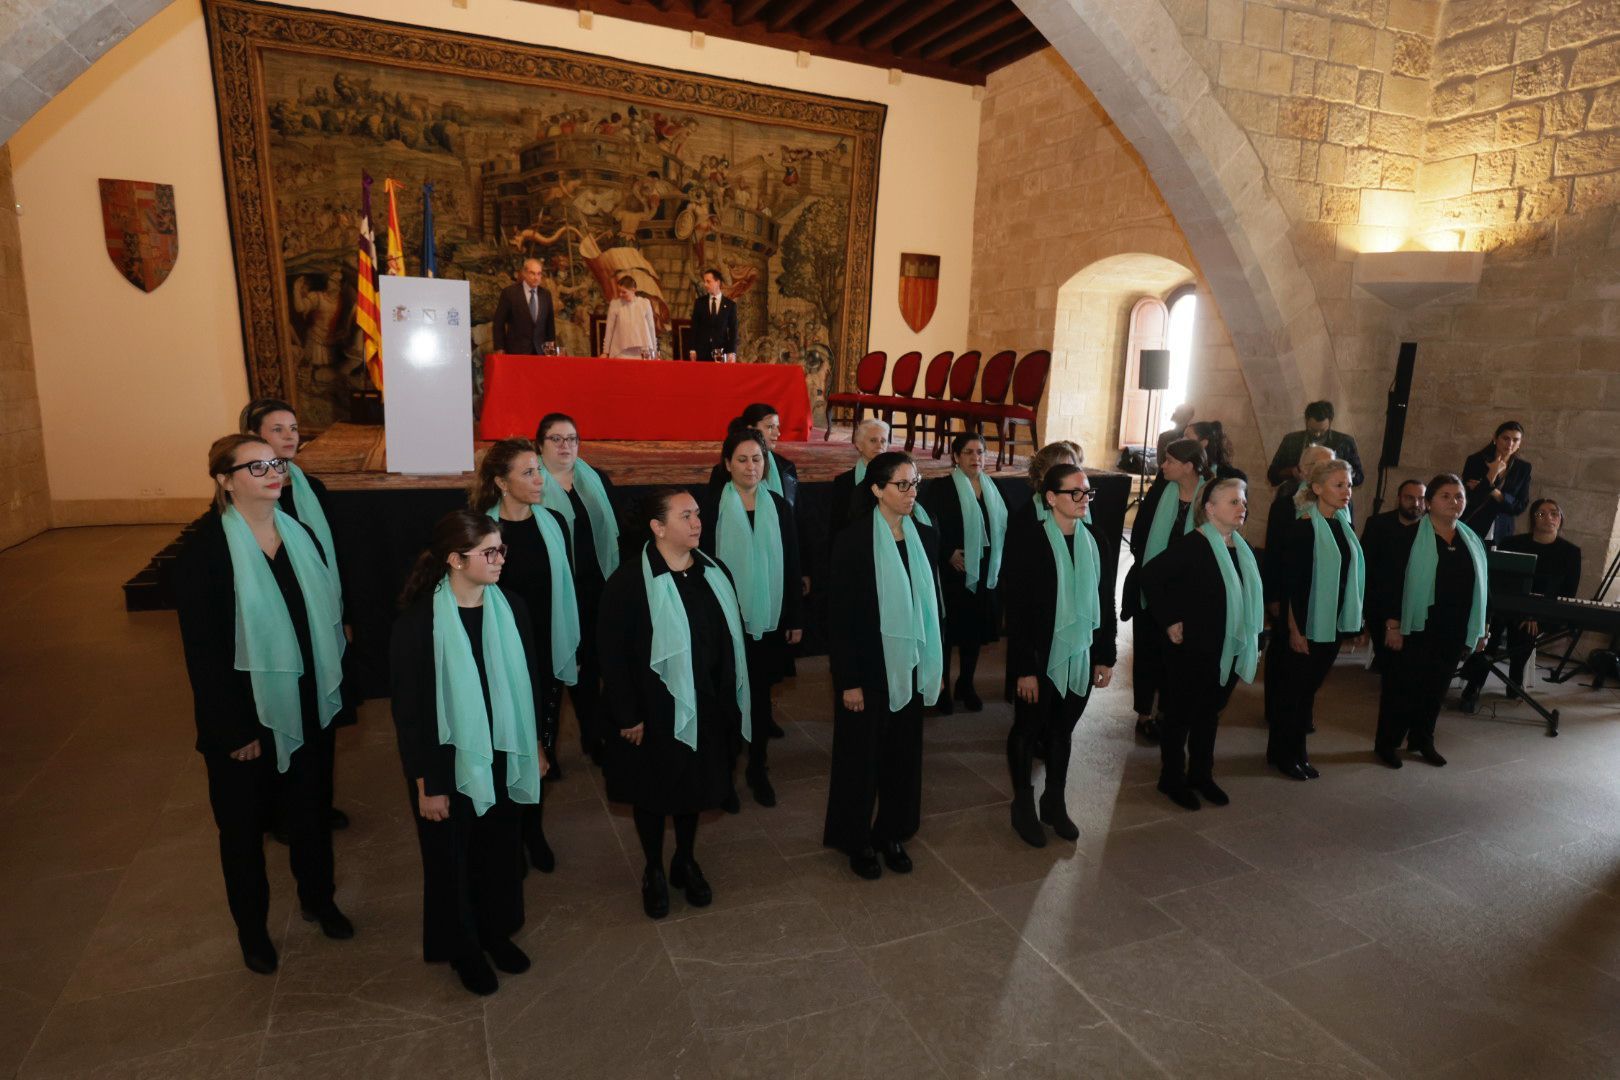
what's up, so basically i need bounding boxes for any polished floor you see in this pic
[5,526,1620,1078]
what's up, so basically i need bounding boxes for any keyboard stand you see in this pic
[1455,628,1574,737]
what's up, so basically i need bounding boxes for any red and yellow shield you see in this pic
[898,252,939,334]
[99,178,179,293]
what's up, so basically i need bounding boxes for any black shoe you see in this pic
[1417,746,1448,767]
[1158,782,1200,811]
[1375,747,1403,769]
[328,807,350,830]
[937,692,955,716]
[1011,788,1047,848]
[669,858,713,906]
[301,901,354,940]
[453,954,498,996]
[1300,761,1320,780]
[1275,760,1310,782]
[763,715,787,739]
[1194,780,1230,807]
[956,682,983,712]
[641,866,670,919]
[1039,794,1079,842]
[881,841,913,873]
[1459,688,1480,715]
[746,769,777,808]
[1135,716,1159,743]
[526,835,556,874]
[239,932,278,975]
[849,848,882,880]
[720,791,741,815]
[484,937,530,975]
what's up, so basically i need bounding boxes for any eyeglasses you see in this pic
[543,434,580,446]
[463,544,508,564]
[884,479,921,493]
[1056,487,1093,501]
[226,458,288,477]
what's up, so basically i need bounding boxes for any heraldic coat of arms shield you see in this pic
[99,179,179,293]
[898,252,939,334]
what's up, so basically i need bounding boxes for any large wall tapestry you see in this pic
[203,0,885,427]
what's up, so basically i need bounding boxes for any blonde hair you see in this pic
[1194,477,1246,526]
[1294,458,1352,512]
[1027,440,1084,488]
[208,434,273,514]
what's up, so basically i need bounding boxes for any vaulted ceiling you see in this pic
[523,0,1050,85]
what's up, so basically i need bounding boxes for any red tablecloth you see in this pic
[477,354,811,442]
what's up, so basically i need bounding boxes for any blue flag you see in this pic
[421,180,436,279]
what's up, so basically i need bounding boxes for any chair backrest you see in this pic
[853,351,887,394]
[979,350,1016,404]
[948,351,982,402]
[889,351,923,396]
[922,352,953,399]
[1011,350,1052,408]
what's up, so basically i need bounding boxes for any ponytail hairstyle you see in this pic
[398,509,502,609]
[469,438,538,513]
[1194,476,1246,527]
[207,434,273,515]
[859,450,917,512]
[728,402,778,434]
[1027,440,1082,490]
[1163,437,1215,483]
[1294,458,1353,512]
[239,397,296,437]
[626,487,683,544]
[720,427,768,465]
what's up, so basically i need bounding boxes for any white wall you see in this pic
[8,0,980,507]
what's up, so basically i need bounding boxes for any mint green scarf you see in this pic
[1140,478,1203,605]
[873,512,943,711]
[1045,516,1101,696]
[541,458,620,578]
[1400,515,1488,645]
[486,504,580,685]
[285,461,339,599]
[763,452,784,500]
[431,580,541,815]
[716,483,784,639]
[1198,523,1263,684]
[853,459,930,526]
[1303,503,1365,642]
[951,468,1007,592]
[642,545,752,748]
[221,507,346,772]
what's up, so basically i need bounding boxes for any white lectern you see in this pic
[379,276,474,474]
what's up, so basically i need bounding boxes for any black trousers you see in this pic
[1377,627,1466,753]
[1461,622,1538,694]
[739,636,775,778]
[203,725,335,939]
[569,652,604,757]
[1265,636,1341,766]
[1131,609,1168,717]
[1008,676,1088,801]
[1157,652,1237,788]
[409,781,524,964]
[822,694,923,854]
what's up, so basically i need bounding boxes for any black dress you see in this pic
[556,468,616,756]
[1264,514,1355,768]
[1123,477,1194,718]
[391,594,542,962]
[920,474,1002,648]
[823,514,944,855]
[827,467,861,550]
[597,546,742,814]
[173,511,338,939]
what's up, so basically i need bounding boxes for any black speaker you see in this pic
[1380,342,1417,467]
[1139,349,1170,391]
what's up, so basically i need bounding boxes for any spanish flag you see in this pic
[356,172,382,395]
[383,177,405,276]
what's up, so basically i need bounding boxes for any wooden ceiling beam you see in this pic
[890,0,1002,57]
[826,0,907,44]
[919,6,1025,60]
[859,1,947,51]
[950,18,1037,66]
[975,28,1048,72]
[691,0,720,17]
[765,0,817,33]
[799,0,862,35]
[731,0,770,25]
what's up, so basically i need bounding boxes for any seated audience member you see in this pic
[1267,400,1365,487]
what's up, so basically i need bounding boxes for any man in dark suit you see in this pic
[688,267,738,362]
[1361,478,1427,671]
[1266,400,1365,488]
[491,258,557,355]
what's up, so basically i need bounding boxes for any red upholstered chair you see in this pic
[1002,349,1051,465]
[970,349,1017,467]
[824,350,888,439]
[929,350,982,456]
[898,351,953,451]
[870,349,922,441]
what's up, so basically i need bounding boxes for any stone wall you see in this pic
[0,143,49,549]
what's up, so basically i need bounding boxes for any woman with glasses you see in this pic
[920,432,1007,714]
[1001,465,1115,846]
[1141,478,1264,811]
[391,510,548,995]
[240,397,353,833]
[823,452,945,881]
[469,438,580,874]
[699,429,802,809]
[534,413,620,770]
[598,490,750,919]
[1123,438,1215,744]
[173,435,352,976]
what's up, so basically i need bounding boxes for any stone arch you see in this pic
[1015,0,1342,452]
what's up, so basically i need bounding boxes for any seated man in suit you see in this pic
[1266,400,1365,488]
[491,258,557,355]
[688,267,738,362]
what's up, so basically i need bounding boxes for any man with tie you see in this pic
[688,267,738,362]
[491,258,558,355]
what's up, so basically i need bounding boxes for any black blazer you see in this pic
[707,451,799,508]
[1460,446,1531,541]
[389,591,543,797]
[173,510,337,756]
[1002,516,1118,681]
[828,468,860,550]
[1278,514,1355,635]
[1359,510,1417,621]
[689,292,739,358]
[1267,429,1365,487]
[1141,530,1252,680]
[828,513,945,705]
[1122,475,1196,621]
[491,281,557,354]
[697,486,804,634]
[1261,483,1299,605]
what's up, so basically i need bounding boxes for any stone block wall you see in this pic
[0,144,49,550]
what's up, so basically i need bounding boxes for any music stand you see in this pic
[1133,349,1170,510]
